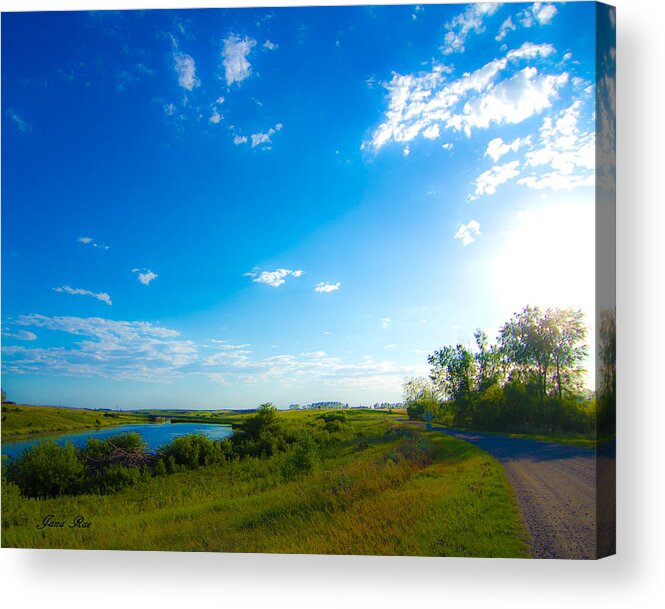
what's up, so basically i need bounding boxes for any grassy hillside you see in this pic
[1,404,149,438]
[2,410,527,557]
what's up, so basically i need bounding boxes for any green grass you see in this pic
[1,410,528,557]
[1,404,149,439]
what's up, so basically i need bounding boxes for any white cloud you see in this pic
[518,100,595,191]
[53,286,112,306]
[442,2,501,55]
[381,318,391,328]
[471,160,520,198]
[368,44,566,149]
[244,268,304,287]
[132,269,158,285]
[314,282,340,293]
[222,35,257,86]
[422,124,440,140]
[216,96,225,104]
[518,3,559,28]
[164,103,176,116]
[4,315,196,382]
[506,42,556,61]
[531,3,559,25]
[209,107,223,124]
[2,329,37,341]
[78,236,109,250]
[233,123,283,149]
[173,51,199,91]
[454,68,568,136]
[454,220,481,246]
[495,16,516,41]
[485,136,531,162]
[7,109,30,132]
[383,344,397,350]
[263,40,278,51]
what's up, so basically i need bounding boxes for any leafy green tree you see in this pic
[402,377,439,421]
[428,345,476,425]
[5,441,84,498]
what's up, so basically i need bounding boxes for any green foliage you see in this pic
[5,441,85,498]
[420,306,593,435]
[82,432,146,460]
[159,433,228,471]
[281,433,319,479]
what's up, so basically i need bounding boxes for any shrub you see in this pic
[160,433,226,471]
[88,463,146,494]
[282,433,319,479]
[5,441,85,498]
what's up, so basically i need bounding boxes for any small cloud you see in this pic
[233,135,248,145]
[403,146,410,156]
[485,136,531,162]
[495,16,516,41]
[384,344,397,349]
[263,40,278,51]
[314,282,340,293]
[454,220,481,246]
[173,51,199,91]
[53,285,112,305]
[209,107,223,124]
[245,268,304,287]
[442,2,501,55]
[164,103,176,116]
[132,268,158,285]
[441,143,453,151]
[216,96,225,104]
[3,329,38,341]
[7,109,30,132]
[78,236,110,250]
[471,160,521,199]
[222,35,257,86]
[381,318,391,328]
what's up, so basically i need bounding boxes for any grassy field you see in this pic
[1,404,150,439]
[1,410,528,557]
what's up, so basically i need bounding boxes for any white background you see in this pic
[1,1,663,607]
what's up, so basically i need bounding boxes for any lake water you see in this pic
[1,422,234,460]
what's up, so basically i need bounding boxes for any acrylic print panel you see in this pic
[1,2,615,559]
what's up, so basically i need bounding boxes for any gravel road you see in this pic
[437,427,598,559]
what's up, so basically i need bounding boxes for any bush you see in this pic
[81,432,146,460]
[87,463,146,494]
[282,433,319,479]
[160,433,226,471]
[5,441,85,498]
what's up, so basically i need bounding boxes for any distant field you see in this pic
[2,409,527,557]
[1,404,149,438]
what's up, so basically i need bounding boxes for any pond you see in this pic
[1,422,234,460]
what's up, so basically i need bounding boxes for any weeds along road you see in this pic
[436,426,598,559]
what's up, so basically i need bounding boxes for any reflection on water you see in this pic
[1,422,233,460]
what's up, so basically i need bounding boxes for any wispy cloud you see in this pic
[53,286,112,306]
[368,42,566,149]
[132,269,158,285]
[78,236,110,250]
[381,318,391,328]
[442,2,501,55]
[314,282,340,293]
[454,220,481,246]
[244,268,304,287]
[471,160,521,199]
[7,109,30,132]
[173,51,199,91]
[485,136,531,162]
[209,107,223,124]
[2,329,38,341]
[3,315,196,382]
[222,35,257,86]
[233,123,284,149]
[263,40,278,51]
[233,134,248,145]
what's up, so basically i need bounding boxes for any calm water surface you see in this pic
[1,422,233,460]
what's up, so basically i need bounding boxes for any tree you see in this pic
[428,345,476,425]
[499,306,587,400]
[402,377,439,421]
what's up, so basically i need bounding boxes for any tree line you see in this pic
[405,306,597,434]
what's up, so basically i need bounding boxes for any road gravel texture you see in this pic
[439,427,599,559]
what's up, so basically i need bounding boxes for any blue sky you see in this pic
[1,3,613,409]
